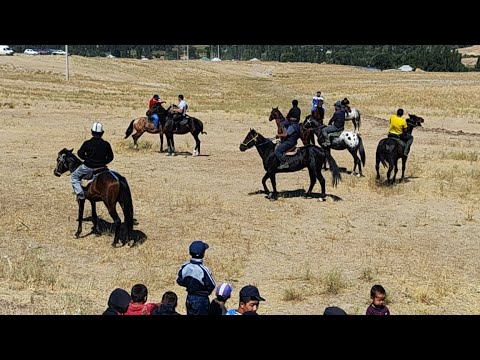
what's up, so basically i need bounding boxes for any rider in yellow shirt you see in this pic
[388,108,413,156]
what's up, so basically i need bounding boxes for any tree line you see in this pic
[10,45,475,72]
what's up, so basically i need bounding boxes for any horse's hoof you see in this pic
[304,193,313,199]
[319,197,326,202]
[111,242,122,248]
[75,232,80,238]
[133,219,139,226]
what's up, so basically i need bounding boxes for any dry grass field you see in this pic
[0,54,479,315]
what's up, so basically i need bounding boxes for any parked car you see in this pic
[50,49,66,55]
[0,45,14,56]
[24,49,39,55]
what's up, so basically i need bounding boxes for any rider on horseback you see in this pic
[149,94,165,131]
[321,101,346,147]
[341,97,351,114]
[275,100,301,169]
[311,91,325,116]
[172,94,188,133]
[387,108,413,157]
[71,122,114,201]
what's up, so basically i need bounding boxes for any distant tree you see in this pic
[476,57,480,70]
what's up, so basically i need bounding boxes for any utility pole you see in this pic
[65,45,69,81]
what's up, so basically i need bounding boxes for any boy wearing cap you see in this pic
[209,282,233,315]
[226,285,265,315]
[71,122,114,201]
[148,94,165,131]
[311,91,324,115]
[176,240,216,315]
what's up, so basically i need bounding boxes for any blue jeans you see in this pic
[151,114,159,128]
[185,295,210,316]
[275,140,297,163]
[71,164,93,196]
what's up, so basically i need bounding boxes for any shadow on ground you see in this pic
[80,216,147,246]
[248,189,342,201]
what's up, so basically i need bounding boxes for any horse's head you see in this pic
[407,114,424,127]
[269,107,283,122]
[54,148,74,176]
[240,128,259,152]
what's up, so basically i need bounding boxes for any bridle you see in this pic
[241,133,276,150]
[54,153,69,176]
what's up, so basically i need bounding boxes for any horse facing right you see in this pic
[375,114,424,184]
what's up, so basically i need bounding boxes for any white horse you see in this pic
[345,108,361,133]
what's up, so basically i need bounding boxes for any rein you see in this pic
[241,135,276,150]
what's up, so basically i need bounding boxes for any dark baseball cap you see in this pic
[323,306,347,315]
[239,285,265,301]
[189,240,209,255]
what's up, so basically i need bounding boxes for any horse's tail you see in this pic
[358,135,366,166]
[325,151,342,188]
[125,119,135,139]
[378,142,388,168]
[118,175,134,232]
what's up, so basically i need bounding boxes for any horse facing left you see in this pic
[54,148,135,247]
[269,107,314,145]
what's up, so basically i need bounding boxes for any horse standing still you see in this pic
[54,148,134,247]
[239,129,341,200]
[124,103,169,152]
[162,104,207,156]
[375,114,424,184]
[304,117,366,176]
[269,107,314,145]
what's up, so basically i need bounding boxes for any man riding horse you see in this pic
[275,100,302,170]
[321,101,346,147]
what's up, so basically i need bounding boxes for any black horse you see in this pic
[375,114,424,184]
[239,129,341,200]
[162,104,207,156]
[54,148,134,247]
[303,117,366,176]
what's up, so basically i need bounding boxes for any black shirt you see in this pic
[77,136,114,168]
[286,106,301,121]
[328,109,346,129]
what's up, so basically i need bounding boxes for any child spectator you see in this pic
[209,282,233,315]
[366,284,391,315]
[226,285,265,315]
[124,283,159,315]
[102,288,131,315]
[151,291,181,315]
[176,240,216,315]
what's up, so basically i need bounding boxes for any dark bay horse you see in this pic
[54,148,134,247]
[239,129,341,200]
[375,114,424,184]
[124,103,169,152]
[304,117,366,176]
[269,107,314,145]
[162,104,207,156]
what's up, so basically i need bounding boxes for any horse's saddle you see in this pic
[285,147,299,156]
[80,167,109,188]
[327,130,344,142]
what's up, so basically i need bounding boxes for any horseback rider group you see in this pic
[147,94,189,133]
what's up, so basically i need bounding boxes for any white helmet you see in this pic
[91,122,104,133]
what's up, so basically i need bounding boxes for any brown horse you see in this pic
[124,103,169,152]
[54,148,134,247]
[268,107,314,145]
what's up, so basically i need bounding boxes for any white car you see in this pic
[51,49,66,55]
[24,49,39,55]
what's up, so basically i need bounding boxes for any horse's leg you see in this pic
[90,201,100,236]
[192,132,200,156]
[132,131,143,150]
[400,156,407,181]
[316,165,326,200]
[159,132,164,153]
[375,152,381,180]
[305,168,316,198]
[349,147,361,177]
[75,199,85,238]
[105,201,122,247]
[269,173,278,200]
[261,173,270,195]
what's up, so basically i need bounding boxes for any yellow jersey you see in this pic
[389,115,407,136]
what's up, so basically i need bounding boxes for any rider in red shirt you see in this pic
[149,94,166,130]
